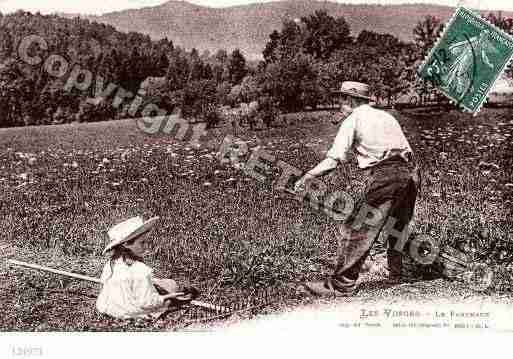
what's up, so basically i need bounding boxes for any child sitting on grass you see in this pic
[96,216,198,320]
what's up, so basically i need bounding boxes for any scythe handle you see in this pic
[7,259,102,284]
[7,259,230,313]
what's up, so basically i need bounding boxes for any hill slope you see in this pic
[75,0,512,59]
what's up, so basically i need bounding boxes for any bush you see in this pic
[203,103,221,129]
[227,85,244,107]
[181,79,218,120]
[257,96,280,128]
[216,81,232,106]
[75,99,116,123]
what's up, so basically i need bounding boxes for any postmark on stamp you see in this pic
[418,7,513,114]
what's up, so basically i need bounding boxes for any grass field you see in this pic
[1,108,513,331]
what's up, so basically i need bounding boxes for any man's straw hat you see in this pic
[103,216,160,254]
[333,81,371,100]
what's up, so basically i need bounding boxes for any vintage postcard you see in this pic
[1,0,513,357]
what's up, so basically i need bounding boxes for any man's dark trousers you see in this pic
[330,157,419,292]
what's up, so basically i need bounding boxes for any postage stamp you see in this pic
[418,7,513,114]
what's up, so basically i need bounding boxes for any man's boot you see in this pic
[386,250,419,284]
[302,275,357,297]
[386,249,404,285]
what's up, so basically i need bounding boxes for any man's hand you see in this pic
[293,159,338,193]
[331,111,346,125]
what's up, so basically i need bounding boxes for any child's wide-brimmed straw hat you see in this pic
[332,81,371,100]
[103,216,160,254]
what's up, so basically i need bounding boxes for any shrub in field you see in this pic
[218,105,241,133]
[75,99,116,123]
[136,77,178,116]
[239,75,261,104]
[181,79,218,120]
[227,85,243,106]
[140,77,168,94]
[216,81,233,106]
[257,96,279,128]
[52,106,72,125]
[203,104,221,129]
[217,101,260,131]
[241,101,260,130]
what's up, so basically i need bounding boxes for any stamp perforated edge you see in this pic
[417,7,463,75]
[417,7,513,115]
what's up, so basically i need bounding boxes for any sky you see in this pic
[1,0,513,15]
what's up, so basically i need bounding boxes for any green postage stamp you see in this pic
[418,7,513,114]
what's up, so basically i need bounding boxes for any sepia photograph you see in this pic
[1,0,513,356]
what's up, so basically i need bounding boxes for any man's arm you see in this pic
[294,111,358,192]
[308,157,339,177]
[294,157,339,192]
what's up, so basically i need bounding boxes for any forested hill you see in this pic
[1,7,512,129]
[0,11,174,91]
[0,11,211,127]
[71,1,513,59]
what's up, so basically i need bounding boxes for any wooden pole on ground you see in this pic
[7,259,230,313]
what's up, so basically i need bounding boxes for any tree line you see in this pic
[0,11,248,127]
[0,10,511,128]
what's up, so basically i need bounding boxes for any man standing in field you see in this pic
[294,81,420,297]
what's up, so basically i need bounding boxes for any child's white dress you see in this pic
[96,258,168,319]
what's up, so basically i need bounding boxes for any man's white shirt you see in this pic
[326,105,413,169]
